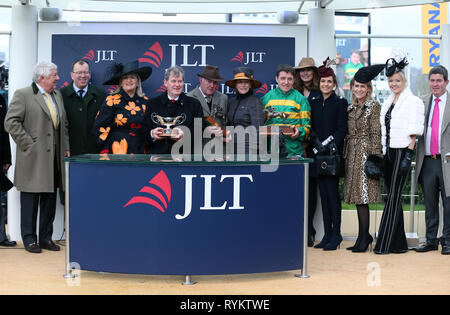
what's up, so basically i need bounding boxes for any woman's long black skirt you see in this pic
[374,147,409,254]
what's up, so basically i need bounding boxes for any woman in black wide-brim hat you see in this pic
[343,64,384,253]
[93,60,152,154]
[225,67,264,156]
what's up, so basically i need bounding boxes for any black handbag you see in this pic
[0,171,13,192]
[364,154,384,179]
[316,143,345,177]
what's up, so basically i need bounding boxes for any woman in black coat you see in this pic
[294,57,321,247]
[93,60,152,154]
[310,58,348,250]
[225,67,264,157]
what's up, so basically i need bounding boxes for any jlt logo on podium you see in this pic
[123,170,254,220]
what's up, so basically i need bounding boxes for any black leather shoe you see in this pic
[0,240,17,247]
[40,241,60,251]
[25,243,42,253]
[442,245,450,255]
[414,243,438,252]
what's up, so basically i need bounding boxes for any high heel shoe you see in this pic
[308,231,316,247]
[346,237,360,251]
[314,234,331,249]
[323,235,343,251]
[352,235,373,253]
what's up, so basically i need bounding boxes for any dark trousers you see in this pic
[308,176,318,239]
[420,156,450,245]
[0,196,7,243]
[317,176,341,238]
[20,191,57,246]
[20,155,60,246]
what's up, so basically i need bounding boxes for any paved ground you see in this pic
[0,240,449,295]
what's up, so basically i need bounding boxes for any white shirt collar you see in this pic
[36,83,49,95]
[199,86,212,101]
[73,83,88,95]
[168,95,179,101]
[432,91,447,104]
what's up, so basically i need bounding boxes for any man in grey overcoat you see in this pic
[5,61,70,254]
[415,65,450,255]
[187,65,228,126]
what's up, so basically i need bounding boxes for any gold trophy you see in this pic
[151,113,186,137]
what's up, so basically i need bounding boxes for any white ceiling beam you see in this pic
[0,0,446,13]
[37,0,312,14]
[89,0,314,3]
[328,0,448,10]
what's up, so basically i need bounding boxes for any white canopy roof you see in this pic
[0,0,447,14]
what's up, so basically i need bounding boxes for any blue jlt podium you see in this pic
[63,154,310,283]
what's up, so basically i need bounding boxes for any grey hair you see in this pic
[32,61,58,83]
[164,65,184,81]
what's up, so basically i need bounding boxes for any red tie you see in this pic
[430,98,440,156]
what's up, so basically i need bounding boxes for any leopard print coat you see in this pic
[343,99,382,205]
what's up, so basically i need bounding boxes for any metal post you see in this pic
[308,7,336,68]
[410,162,416,232]
[8,4,38,242]
[335,34,441,39]
[182,275,197,285]
[63,161,76,279]
[440,24,449,70]
[296,163,310,279]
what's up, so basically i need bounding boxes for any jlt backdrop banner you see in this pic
[51,35,295,98]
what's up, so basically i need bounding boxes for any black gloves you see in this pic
[399,148,414,176]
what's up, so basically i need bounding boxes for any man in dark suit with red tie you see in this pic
[415,65,450,255]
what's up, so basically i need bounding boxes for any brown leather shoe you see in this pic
[25,243,42,253]
[39,241,60,251]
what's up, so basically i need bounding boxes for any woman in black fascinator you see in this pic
[374,54,425,254]
[309,57,348,251]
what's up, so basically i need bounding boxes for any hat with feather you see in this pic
[317,57,336,78]
[385,57,409,77]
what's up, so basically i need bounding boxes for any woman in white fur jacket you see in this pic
[374,58,425,255]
